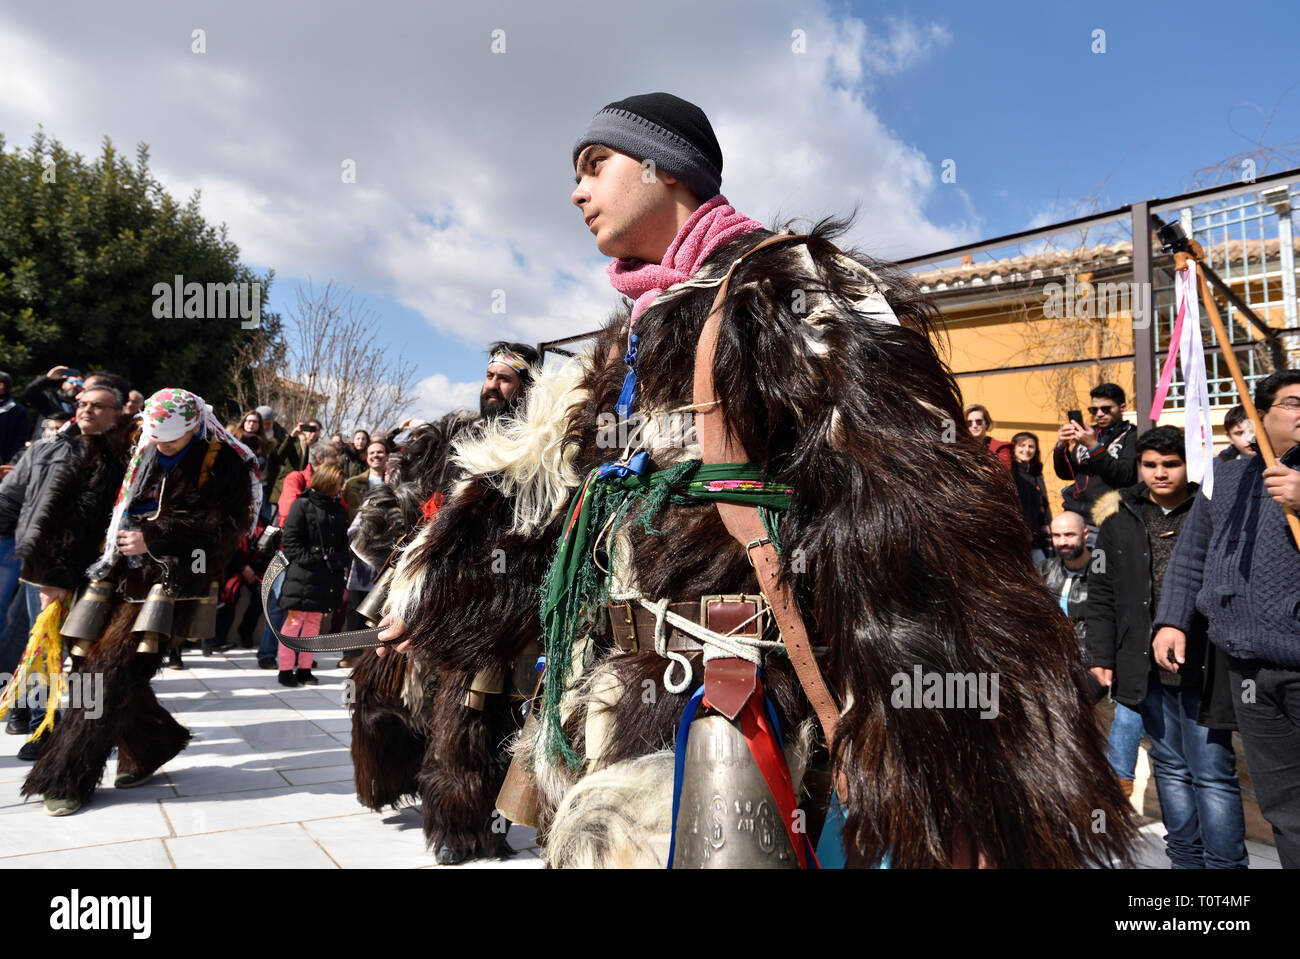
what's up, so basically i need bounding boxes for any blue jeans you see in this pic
[0,581,31,676]
[1107,701,1143,781]
[257,576,286,662]
[1139,682,1248,869]
[0,536,20,612]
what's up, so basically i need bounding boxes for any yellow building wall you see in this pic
[934,273,1294,464]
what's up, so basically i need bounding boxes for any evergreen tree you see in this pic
[0,128,281,410]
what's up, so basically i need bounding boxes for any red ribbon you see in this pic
[420,491,444,521]
[702,675,818,869]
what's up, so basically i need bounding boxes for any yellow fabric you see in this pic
[0,598,69,741]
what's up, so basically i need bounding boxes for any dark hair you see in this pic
[1136,425,1185,462]
[0,372,12,391]
[1090,383,1126,406]
[963,403,992,429]
[487,341,540,385]
[1009,431,1042,472]
[84,370,131,399]
[1254,369,1300,414]
[1223,404,1248,432]
[352,428,371,443]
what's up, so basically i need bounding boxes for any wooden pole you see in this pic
[1176,250,1300,549]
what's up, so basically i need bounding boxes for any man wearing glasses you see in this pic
[0,385,133,756]
[1153,370,1300,867]
[1054,382,1138,519]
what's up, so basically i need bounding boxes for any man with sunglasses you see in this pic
[1054,382,1138,519]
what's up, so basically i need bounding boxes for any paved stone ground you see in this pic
[0,648,1280,869]
[0,649,542,869]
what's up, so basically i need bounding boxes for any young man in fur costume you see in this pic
[347,342,542,863]
[379,93,1136,868]
[23,388,259,815]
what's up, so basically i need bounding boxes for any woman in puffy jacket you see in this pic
[278,462,348,687]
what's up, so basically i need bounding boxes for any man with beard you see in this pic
[339,341,539,862]
[375,92,1135,869]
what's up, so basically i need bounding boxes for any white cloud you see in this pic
[0,1,972,360]
[411,373,480,420]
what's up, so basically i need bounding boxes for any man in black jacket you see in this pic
[0,386,133,754]
[1054,382,1138,518]
[1086,425,1247,868]
[1038,510,1104,702]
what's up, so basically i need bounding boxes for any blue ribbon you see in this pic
[596,450,650,481]
[614,333,639,419]
[666,683,706,869]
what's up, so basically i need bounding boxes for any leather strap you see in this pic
[259,551,389,652]
[607,595,765,654]
[691,233,845,780]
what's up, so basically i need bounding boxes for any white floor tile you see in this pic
[0,793,173,858]
[167,822,336,868]
[302,808,436,868]
[0,837,174,868]
[161,781,367,835]
[280,763,354,787]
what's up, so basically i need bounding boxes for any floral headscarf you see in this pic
[88,388,262,579]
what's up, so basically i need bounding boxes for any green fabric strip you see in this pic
[538,459,791,767]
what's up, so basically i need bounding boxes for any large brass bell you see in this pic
[671,714,799,869]
[355,568,392,627]
[132,583,175,653]
[495,710,541,829]
[63,579,115,657]
[173,582,219,641]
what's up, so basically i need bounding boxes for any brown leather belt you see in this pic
[607,594,766,654]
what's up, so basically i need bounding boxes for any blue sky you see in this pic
[2,0,1297,423]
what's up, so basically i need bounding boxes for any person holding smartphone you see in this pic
[1054,382,1138,520]
[270,418,321,503]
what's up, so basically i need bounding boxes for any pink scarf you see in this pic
[606,194,763,325]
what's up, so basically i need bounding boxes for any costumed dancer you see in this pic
[385,92,1139,868]
[23,388,259,815]
[350,343,548,863]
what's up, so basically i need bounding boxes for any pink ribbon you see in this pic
[1149,270,1189,419]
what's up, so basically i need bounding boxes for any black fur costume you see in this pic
[23,434,253,805]
[347,411,529,861]
[387,220,1138,868]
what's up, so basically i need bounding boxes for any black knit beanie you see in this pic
[572,92,723,201]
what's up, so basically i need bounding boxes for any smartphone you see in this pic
[1067,409,1083,427]
[62,368,81,380]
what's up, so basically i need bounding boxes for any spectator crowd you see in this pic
[968,374,1300,869]
[2,355,1299,867]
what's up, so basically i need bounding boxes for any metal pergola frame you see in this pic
[898,167,1300,415]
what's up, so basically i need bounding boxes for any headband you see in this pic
[489,350,531,375]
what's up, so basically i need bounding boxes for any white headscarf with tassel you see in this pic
[88,388,262,579]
